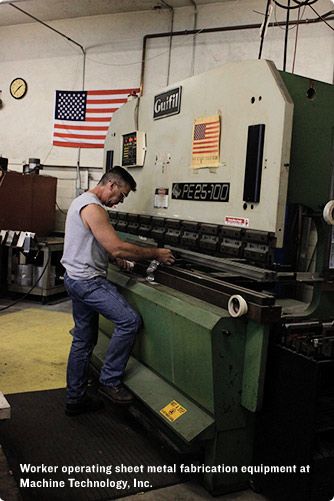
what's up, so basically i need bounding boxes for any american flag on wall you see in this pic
[52,88,140,148]
[191,115,220,168]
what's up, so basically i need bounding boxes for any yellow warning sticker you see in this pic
[160,400,187,423]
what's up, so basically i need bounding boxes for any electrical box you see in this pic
[121,131,146,167]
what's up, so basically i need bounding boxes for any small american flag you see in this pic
[52,88,140,148]
[191,115,220,168]
[192,120,220,154]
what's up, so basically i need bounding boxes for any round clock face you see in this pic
[10,78,28,99]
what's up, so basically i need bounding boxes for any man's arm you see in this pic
[81,204,175,265]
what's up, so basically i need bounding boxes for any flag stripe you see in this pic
[54,119,110,127]
[86,107,124,113]
[193,148,219,153]
[86,103,123,109]
[193,144,218,151]
[53,140,104,148]
[87,89,140,96]
[194,133,220,137]
[193,139,220,145]
[85,117,112,122]
[86,99,126,105]
[54,132,106,139]
[54,124,109,131]
[53,136,104,143]
[86,100,127,108]
[84,113,115,118]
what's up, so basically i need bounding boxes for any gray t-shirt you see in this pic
[61,192,109,280]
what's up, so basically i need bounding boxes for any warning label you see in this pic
[160,400,187,423]
[225,216,249,227]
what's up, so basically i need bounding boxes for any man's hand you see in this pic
[115,258,135,272]
[156,248,175,265]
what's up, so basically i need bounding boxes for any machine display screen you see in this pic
[122,132,137,167]
[172,182,230,202]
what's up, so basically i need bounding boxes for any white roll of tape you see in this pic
[323,201,334,225]
[228,294,248,317]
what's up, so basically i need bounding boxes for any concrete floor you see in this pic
[0,294,270,501]
[0,295,73,317]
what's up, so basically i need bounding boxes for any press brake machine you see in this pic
[92,60,334,499]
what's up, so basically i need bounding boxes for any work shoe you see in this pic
[99,383,134,405]
[65,396,105,416]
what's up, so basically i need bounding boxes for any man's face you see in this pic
[103,180,131,207]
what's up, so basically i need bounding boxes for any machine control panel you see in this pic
[121,131,146,167]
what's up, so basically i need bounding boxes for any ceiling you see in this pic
[0,0,223,27]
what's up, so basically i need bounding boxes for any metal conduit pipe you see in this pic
[189,0,198,77]
[283,0,291,71]
[160,0,175,86]
[258,0,273,60]
[140,10,334,95]
[9,3,85,55]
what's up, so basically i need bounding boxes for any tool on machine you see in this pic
[145,259,160,282]
[323,200,334,225]
[227,294,248,317]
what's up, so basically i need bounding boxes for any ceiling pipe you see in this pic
[140,10,334,95]
[9,3,85,56]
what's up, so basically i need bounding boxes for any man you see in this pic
[61,166,174,416]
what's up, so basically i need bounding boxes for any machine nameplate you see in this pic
[153,87,182,120]
[172,182,229,202]
[160,400,187,422]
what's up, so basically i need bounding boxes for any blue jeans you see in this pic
[64,273,142,404]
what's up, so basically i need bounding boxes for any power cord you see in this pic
[56,201,67,215]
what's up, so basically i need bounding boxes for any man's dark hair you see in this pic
[99,166,137,192]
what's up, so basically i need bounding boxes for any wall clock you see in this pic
[10,78,28,99]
